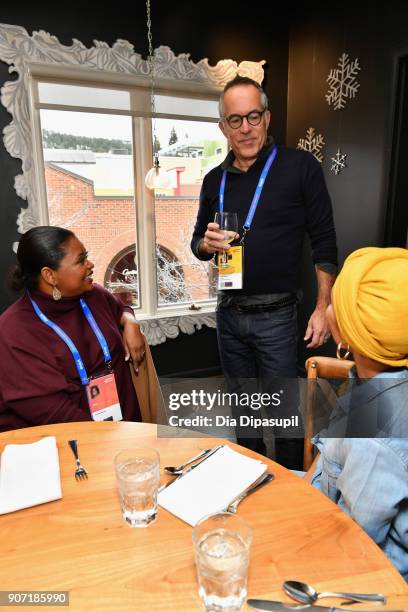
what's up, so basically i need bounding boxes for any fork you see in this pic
[68,439,88,480]
[225,472,274,513]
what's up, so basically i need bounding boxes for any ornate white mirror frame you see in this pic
[0,23,265,344]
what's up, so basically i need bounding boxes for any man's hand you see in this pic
[121,313,145,375]
[199,222,239,256]
[305,265,336,349]
[304,306,331,349]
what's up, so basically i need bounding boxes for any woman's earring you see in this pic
[52,285,62,301]
[336,342,350,360]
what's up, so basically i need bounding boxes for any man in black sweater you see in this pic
[191,76,338,468]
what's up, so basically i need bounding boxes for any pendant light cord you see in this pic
[146,0,158,167]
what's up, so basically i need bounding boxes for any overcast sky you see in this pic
[40,110,222,147]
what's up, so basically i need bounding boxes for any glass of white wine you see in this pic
[214,212,238,269]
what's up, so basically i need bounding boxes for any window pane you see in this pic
[38,82,131,110]
[153,118,226,306]
[40,109,139,306]
[155,94,219,118]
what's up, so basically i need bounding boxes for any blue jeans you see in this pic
[216,304,303,467]
[217,304,298,378]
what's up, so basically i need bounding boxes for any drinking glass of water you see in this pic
[114,447,160,527]
[193,512,252,611]
[214,212,238,269]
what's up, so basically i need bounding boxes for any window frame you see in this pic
[29,65,221,319]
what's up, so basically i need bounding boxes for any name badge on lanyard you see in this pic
[29,294,123,422]
[86,372,122,421]
[217,246,243,289]
[217,146,277,291]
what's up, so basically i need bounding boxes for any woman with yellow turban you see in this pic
[307,246,408,581]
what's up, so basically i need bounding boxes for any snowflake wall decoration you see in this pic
[297,127,325,162]
[326,53,361,110]
[330,149,347,175]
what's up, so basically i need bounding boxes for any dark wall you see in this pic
[287,0,408,366]
[0,2,290,375]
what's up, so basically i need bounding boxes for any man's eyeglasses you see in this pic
[224,109,266,129]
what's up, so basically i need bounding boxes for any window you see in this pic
[33,77,222,318]
[0,24,264,336]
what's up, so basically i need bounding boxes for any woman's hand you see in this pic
[121,312,145,375]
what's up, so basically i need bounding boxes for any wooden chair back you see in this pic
[303,356,354,470]
[129,336,166,424]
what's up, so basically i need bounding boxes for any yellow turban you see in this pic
[332,246,408,367]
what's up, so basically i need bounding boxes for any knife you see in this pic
[177,444,224,479]
[247,600,403,612]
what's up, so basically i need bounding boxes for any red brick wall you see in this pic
[45,165,212,303]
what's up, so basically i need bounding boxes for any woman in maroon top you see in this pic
[0,226,143,431]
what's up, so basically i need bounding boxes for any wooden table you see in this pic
[1,422,407,611]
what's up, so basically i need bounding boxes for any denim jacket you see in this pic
[312,369,408,581]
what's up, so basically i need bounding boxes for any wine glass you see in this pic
[214,211,239,268]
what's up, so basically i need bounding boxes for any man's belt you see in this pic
[226,294,297,314]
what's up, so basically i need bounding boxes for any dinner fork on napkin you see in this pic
[0,436,62,515]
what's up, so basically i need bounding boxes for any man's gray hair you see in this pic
[219,75,269,118]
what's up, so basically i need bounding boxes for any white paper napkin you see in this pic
[158,445,267,526]
[0,436,62,515]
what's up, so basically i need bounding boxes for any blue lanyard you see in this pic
[28,294,112,386]
[219,146,278,234]
[79,298,112,363]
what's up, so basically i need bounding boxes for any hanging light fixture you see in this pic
[144,0,170,190]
